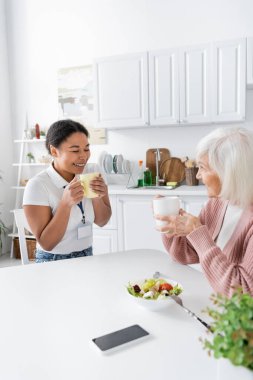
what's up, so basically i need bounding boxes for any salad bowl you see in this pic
[127,277,183,312]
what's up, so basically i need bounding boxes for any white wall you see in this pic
[3,0,253,193]
[0,0,13,235]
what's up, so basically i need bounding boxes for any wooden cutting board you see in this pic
[146,148,170,183]
[159,157,185,183]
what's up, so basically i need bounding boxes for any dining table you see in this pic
[0,249,217,380]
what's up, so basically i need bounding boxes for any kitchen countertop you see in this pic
[108,184,208,196]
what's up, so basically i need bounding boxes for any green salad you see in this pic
[127,278,183,300]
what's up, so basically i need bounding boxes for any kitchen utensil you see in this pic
[159,157,185,183]
[146,148,170,184]
[170,295,211,331]
[153,271,211,330]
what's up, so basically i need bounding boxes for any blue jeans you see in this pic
[35,246,93,263]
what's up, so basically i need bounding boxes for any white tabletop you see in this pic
[0,249,217,380]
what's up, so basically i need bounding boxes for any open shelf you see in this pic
[8,233,35,239]
[14,139,46,143]
[13,163,48,166]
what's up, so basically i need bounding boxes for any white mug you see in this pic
[153,196,180,227]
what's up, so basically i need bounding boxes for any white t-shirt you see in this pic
[216,204,243,250]
[23,163,102,254]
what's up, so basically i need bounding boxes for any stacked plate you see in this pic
[98,151,113,174]
[113,154,123,173]
[122,159,131,174]
[103,154,113,174]
[98,151,107,173]
[98,151,131,174]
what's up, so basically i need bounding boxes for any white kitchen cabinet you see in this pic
[95,38,246,129]
[93,189,208,255]
[247,37,253,88]
[116,193,208,253]
[93,230,118,255]
[117,195,166,252]
[93,195,118,255]
[180,196,207,216]
[212,38,246,122]
[149,49,180,125]
[145,44,211,126]
[94,52,149,128]
[179,44,211,124]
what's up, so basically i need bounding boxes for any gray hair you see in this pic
[196,127,253,208]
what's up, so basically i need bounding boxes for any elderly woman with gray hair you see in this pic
[155,127,253,297]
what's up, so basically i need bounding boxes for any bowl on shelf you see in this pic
[19,179,29,186]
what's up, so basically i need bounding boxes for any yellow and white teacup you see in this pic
[80,172,100,198]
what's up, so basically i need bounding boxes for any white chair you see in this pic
[13,209,34,265]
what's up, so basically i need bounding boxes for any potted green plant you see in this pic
[202,289,253,379]
[26,152,35,163]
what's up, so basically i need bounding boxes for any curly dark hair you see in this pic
[46,119,89,154]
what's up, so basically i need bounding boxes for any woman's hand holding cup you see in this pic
[62,177,84,207]
[153,196,180,236]
[89,174,108,199]
[79,173,107,199]
[153,196,202,236]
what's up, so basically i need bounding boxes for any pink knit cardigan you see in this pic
[162,198,253,297]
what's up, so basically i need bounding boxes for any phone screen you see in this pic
[92,324,149,351]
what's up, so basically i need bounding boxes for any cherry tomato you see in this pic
[159,283,173,292]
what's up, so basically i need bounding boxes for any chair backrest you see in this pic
[13,209,33,265]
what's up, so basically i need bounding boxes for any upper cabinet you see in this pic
[212,38,246,122]
[94,38,247,128]
[94,52,149,128]
[179,44,211,124]
[247,37,253,88]
[149,49,180,125]
[149,44,211,126]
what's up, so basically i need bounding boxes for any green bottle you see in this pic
[144,167,152,186]
[137,160,144,187]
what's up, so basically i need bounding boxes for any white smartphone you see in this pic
[92,324,149,352]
